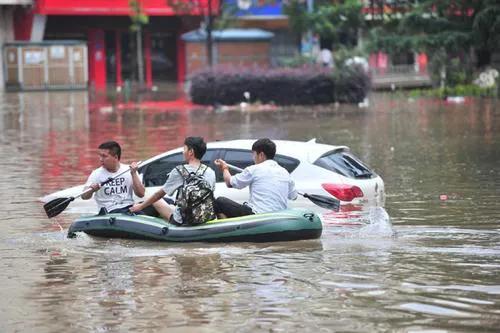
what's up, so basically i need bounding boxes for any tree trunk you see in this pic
[440,65,446,89]
[136,26,144,85]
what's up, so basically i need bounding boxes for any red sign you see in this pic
[35,0,219,16]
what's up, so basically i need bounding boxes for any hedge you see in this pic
[189,65,370,106]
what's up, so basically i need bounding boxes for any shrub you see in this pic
[189,65,370,105]
[408,84,497,98]
[332,64,371,103]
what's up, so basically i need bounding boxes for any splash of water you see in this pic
[358,207,394,238]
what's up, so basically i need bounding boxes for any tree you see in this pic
[166,0,278,67]
[284,0,364,48]
[166,0,223,67]
[366,0,500,87]
[129,0,149,85]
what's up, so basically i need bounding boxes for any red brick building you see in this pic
[182,28,274,78]
[9,0,219,90]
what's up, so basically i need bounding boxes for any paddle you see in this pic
[44,162,142,218]
[224,163,340,212]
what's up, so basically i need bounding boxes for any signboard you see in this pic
[25,51,44,64]
[50,46,65,59]
[35,0,220,16]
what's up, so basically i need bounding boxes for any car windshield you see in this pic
[313,150,375,179]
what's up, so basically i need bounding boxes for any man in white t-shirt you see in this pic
[83,141,145,214]
[130,137,216,225]
[214,138,297,218]
[317,48,334,68]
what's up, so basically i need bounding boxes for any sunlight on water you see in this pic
[399,302,472,317]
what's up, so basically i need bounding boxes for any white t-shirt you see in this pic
[85,163,135,212]
[230,159,297,214]
[318,49,333,67]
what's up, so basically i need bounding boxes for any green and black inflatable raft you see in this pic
[67,209,322,242]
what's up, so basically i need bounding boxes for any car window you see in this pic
[222,150,254,180]
[313,150,375,179]
[222,149,299,178]
[200,149,220,180]
[140,149,219,187]
[274,155,299,173]
[141,152,184,187]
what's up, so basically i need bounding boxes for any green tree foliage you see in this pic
[284,0,364,46]
[166,0,219,66]
[129,0,149,84]
[366,0,500,86]
[129,0,149,32]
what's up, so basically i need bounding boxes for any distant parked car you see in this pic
[40,139,385,213]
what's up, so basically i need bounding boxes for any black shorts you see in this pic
[109,205,143,215]
[214,196,254,218]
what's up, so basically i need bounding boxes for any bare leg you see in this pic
[152,200,175,221]
[217,213,227,219]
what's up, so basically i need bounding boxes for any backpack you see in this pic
[175,164,216,225]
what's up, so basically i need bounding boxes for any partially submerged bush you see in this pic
[408,84,497,98]
[189,65,370,105]
[332,64,371,103]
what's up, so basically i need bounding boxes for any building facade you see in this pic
[6,0,217,90]
[1,1,32,91]
[227,0,298,65]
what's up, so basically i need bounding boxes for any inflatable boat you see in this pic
[67,209,322,243]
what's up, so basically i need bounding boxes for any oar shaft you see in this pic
[73,187,96,200]
[227,162,305,197]
[225,163,243,173]
[74,161,143,200]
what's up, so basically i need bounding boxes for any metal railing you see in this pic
[370,64,426,76]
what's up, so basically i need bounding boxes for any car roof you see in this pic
[143,139,349,164]
[208,139,348,161]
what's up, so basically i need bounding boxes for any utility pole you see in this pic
[302,0,315,57]
[206,0,214,67]
[307,0,313,13]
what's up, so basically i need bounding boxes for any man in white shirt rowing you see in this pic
[214,138,297,218]
[82,141,145,214]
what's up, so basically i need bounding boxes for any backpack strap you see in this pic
[174,165,186,196]
[175,165,190,180]
[197,164,208,176]
[176,164,207,179]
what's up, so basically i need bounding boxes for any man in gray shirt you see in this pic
[130,137,216,225]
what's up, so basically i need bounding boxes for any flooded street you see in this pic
[0,91,499,332]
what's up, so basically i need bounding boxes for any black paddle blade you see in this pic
[44,197,73,218]
[303,193,341,211]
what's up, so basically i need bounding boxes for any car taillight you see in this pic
[321,183,364,202]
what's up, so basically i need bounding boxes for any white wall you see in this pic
[0,7,15,91]
[0,0,32,3]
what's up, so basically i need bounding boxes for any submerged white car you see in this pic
[40,139,385,213]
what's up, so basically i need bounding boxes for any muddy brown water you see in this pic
[0,91,499,332]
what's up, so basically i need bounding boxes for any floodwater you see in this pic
[0,90,499,332]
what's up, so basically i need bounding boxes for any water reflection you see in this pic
[1,91,500,332]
